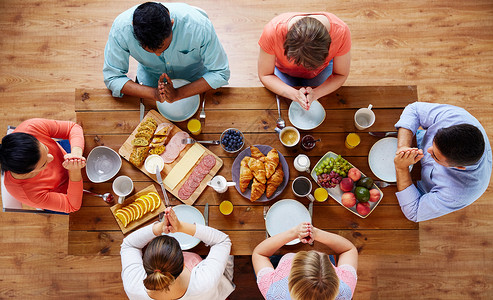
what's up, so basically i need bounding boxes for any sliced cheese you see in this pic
[164,144,206,190]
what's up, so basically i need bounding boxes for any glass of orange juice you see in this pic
[314,187,328,202]
[219,200,234,215]
[187,118,202,135]
[345,133,361,149]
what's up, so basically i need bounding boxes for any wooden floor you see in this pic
[0,0,492,299]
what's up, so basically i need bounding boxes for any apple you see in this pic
[348,167,362,182]
[341,192,357,208]
[357,202,371,216]
[339,178,354,192]
[369,189,381,202]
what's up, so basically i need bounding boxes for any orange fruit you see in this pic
[122,206,135,221]
[135,198,148,215]
[131,203,143,219]
[140,195,153,213]
[147,192,161,212]
[115,211,128,227]
[126,205,137,222]
[119,208,132,222]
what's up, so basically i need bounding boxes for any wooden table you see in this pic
[70,86,420,256]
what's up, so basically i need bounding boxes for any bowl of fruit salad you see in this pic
[220,128,245,153]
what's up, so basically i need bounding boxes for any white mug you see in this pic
[294,154,311,173]
[112,176,134,204]
[291,176,315,202]
[279,126,300,147]
[207,175,236,193]
[354,104,376,130]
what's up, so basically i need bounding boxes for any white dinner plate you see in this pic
[156,79,200,122]
[265,199,311,245]
[165,205,205,250]
[288,100,326,130]
[368,137,399,182]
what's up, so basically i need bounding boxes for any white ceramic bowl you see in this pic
[86,146,122,183]
[288,100,326,130]
[144,154,165,174]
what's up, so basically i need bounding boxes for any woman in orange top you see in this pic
[258,12,351,110]
[0,118,86,213]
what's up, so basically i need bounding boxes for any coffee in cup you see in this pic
[279,126,300,147]
[292,176,314,201]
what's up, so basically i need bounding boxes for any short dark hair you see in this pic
[142,235,184,291]
[0,132,41,174]
[434,123,485,166]
[133,2,172,51]
[284,17,331,70]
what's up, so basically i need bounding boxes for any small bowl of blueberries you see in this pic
[220,128,244,153]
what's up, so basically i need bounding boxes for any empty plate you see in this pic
[156,79,200,122]
[165,205,205,250]
[368,137,399,182]
[288,100,326,130]
[265,199,311,245]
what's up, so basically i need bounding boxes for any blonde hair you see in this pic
[142,235,184,292]
[288,251,339,300]
[284,17,331,70]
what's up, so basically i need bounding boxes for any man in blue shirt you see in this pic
[393,102,492,222]
[103,2,230,103]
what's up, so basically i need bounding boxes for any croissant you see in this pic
[250,178,266,202]
[250,146,265,160]
[248,157,266,184]
[266,164,284,198]
[240,156,253,193]
[262,149,279,179]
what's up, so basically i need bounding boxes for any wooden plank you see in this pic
[76,108,403,134]
[68,229,419,256]
[76,86,417,111]
[69,205,416,231]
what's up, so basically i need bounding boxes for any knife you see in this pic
[204,203,209,226]
[155,165,170,207]
[139,100,145,121]
[308,202,313,220]
[368,131,397,138]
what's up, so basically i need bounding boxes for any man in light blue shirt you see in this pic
[393,102,492,222]
[103,2,230,103]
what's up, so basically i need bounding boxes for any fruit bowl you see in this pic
[220,128,244,153]
[310,151,383,218]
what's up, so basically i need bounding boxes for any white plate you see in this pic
[310,151,383,218]
[265,199,311,245]
[156,79,200,122]
[368,137,400,182]
[165,205,205,250]
[288,100,326,130]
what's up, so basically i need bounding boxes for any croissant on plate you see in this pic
[266,164,284,198]
[250,146,265,160]
[262,149,279,179]
[248,157,266,184]
[250,178,266,202]
[239,156,253,193]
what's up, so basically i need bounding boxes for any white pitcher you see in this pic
[207,175,236,193]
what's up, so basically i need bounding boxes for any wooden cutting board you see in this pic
[110,184,165,234]
[118,110,223,205]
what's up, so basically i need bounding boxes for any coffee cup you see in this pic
[354,104,375,130]
[292,176,315,202]
[294,154,311,173]
[112,175,134,204]
[279,126,300,147]
[207,175,236,193]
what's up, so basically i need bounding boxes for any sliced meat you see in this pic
[160,131,189,163]
[202,154,216,169]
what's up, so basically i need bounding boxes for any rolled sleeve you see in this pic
[395,184,423,222]
[103,28,132,98]
[198,22,230,89]
[394,102,421,134]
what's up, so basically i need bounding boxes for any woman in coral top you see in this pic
[0,118,85,213]
[258,12,351,110]
[252,222,358,299]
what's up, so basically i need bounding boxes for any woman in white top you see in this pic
[121,207,235,300]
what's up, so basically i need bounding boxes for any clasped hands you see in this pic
[292,222,315,244]
[394,147,424,170]
[62,153,86,171]
[157,207,181,234]
[155,73,178,103]
[293,87,317,111]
